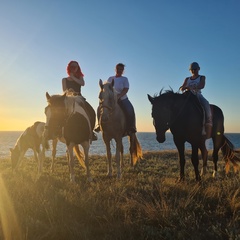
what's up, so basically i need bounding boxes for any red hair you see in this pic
[66,61,84,78]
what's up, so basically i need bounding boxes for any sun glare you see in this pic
[0,174,22,239]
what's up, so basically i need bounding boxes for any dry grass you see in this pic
[0,150,240,240]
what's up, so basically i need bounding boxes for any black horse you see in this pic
[148,89,239,181]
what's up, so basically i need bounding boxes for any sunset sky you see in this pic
[0,0,240,132]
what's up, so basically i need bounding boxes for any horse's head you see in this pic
[44,92,66,139]
[148,90,175,143]
[98,79,117,123]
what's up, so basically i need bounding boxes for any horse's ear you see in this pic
[111,79,114,87]
[46,92,51,100]
[147,94,154,104]
[99,79,103,89]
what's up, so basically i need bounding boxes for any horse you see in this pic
[148,89,240,181]
[98,79,142,178]
[10,121,60,173]
[44,92,92,183]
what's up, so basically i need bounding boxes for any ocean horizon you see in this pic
[1,131,240,159]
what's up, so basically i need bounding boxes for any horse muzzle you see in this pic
[156,132,166,143]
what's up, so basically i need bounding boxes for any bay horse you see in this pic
[44,92,92,183]
[148,89,240,181]
[10,121,60,174]
[98,79,142,178]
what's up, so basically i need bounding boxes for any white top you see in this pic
[107,76,129,100]
[186,75,202,93]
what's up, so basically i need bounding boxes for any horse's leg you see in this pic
[129,134,134,167]
[67,144,75,182]
[81,141,92,182]
[211,135,223,178]
[104,140,112,177]
[40,135,48,174]
[199,141,208,177]
[175,141,186,181]
[15,151,26,171]
[212,148,220,178]
[191,145,201,181]
[51,138,58,173]
[120,141,124,168]
[40,145,45,174]
[115,139,122,179]
[32,148,41,174]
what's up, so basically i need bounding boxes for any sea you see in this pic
[1,131,240,159]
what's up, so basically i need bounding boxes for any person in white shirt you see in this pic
[95,63,137,134]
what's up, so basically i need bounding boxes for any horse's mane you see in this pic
[47,92,85,108]
[154,88,180,98]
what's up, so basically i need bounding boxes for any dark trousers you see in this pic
[118,98,136,132]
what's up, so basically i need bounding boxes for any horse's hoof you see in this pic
[175,177,185,183]
[116,174,122,179]
[70,176,76,183]
[200,167,207,176]
[212,170,218,178]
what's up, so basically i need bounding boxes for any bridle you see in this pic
[157,92,192,130]
[99,89,116,117]
[99,104,114,112]
[44,104,67,134]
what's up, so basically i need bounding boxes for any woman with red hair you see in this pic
[62,60,97,141]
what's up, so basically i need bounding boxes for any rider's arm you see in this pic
[197,76,206,90]
[69,74,85,86]
[62,78,67,92]
[180,78,189,91]
[117,88,129,99]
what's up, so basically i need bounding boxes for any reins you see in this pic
[99,104,113,112]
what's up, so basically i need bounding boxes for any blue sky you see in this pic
[0,0,240,132]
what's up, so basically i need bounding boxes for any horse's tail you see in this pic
[221,135,240,173]
[129,134,143,166]
[73,145,86,169]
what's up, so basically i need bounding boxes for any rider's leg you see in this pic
[94,106,101,132]
[118,98,137,134]
[198,94,212,138]
[84,101,98,140]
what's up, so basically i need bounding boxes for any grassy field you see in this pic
[0,150,240,240]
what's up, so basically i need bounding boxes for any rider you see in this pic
[95,63,137,135]
[180,62,212,138]
[62,60,97,141]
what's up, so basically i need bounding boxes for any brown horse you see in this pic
[98,79,142,178]
[44,92,92,183]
